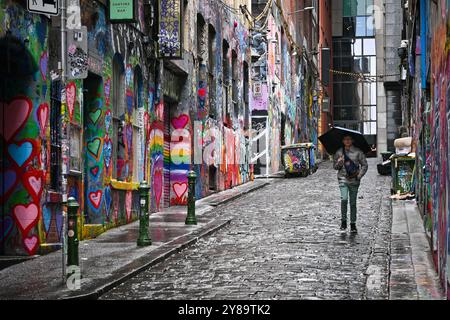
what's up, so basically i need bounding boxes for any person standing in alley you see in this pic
[334,135,368,233]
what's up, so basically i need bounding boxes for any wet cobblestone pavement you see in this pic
[101,159,392,300]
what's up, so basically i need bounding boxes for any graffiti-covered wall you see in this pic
[0,0,153,255]
[410,0,450,298]
[1,1,53,255]
[250,1,320,175]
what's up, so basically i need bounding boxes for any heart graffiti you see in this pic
[171,114,190,130]
[13,203,39,236]
[23,235,39,256]
[8,139,36,168]
[22,170,44,202]
[42,205,51,235]
[90,165,100,178]
[153,169,163,209]
[0,168,18,204]
[0,96,32,142]
[89,109,102,126]
[89,190,103,210]
[104,186,112,217]
[104,78,111,107]
[125,191,132,222]
[37,103,49,137]
[66,82,76,121]
[39,51,48,82]
[173,182,188,199]
[87,138,103,161]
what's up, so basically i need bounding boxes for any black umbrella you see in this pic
[319,126,371,155]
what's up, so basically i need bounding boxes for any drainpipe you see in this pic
[60,0,68,283]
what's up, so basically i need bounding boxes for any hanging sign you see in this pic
[109,0,136,23]
[158,0,183,59]
[27,0,59,16]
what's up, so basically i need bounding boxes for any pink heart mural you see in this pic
[171,114,189,130]
[13,203,39,236]
[153,170,162,209]
[0,97,32,142]
[126,190,132,222]
[23,235,39,256]
[37,103,49,137]
[66,82,76,121]
[173,182,188,199]
[22,170,44,203]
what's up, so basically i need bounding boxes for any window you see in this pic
[50,81,62,191]
[197,14,206,63]
[243,61,250,129]
[333,26,377,136]
[231,50,238,118]
[69,126,81,172]
[222,40,230,120]
[112,53,125,180]
[208,25,216,119]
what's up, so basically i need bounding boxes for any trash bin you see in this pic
[281,143,315,178]
[391,155,415,195]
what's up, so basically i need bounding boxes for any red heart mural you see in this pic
[66,82,77,122]
[89,190,103,209]
[22,170,44,203]
[171,114,190,130]
[90,166,100,177]
[0,96,32,142]
[173,182,188,199]
[23,235,39,256]
[13,203,40,236]
[37,103,49,137]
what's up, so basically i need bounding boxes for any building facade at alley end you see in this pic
[0,0,331,256]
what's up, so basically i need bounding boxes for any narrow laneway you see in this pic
[101,159,392,300]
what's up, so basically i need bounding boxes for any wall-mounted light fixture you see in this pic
[288,6,314,15]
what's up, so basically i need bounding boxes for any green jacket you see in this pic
[333,146,368,185]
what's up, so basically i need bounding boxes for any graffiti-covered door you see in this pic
[83,73,104,224]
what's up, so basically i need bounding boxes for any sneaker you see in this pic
[340,221,347,230]
[350,224,358,234]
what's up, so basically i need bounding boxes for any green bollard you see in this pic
[185,171,197,225]
[67,197,79,268]
[137,181,152,247]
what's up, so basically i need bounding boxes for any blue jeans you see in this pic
[339,183,360,224]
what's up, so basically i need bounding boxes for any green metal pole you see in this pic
[137,181,152,247]
[185,171,197,225]
[67,197,79,268]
